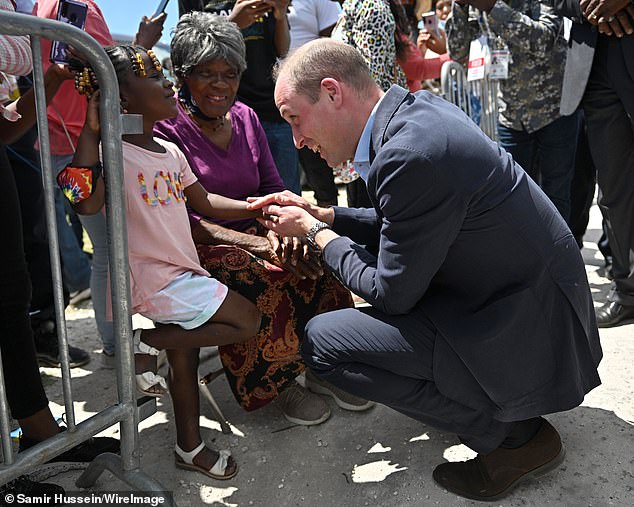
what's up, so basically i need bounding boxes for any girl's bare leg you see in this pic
[140,290,261,350]
[166,347,237,476]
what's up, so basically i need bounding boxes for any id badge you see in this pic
[467,35,489,82]
[489,49,510,80]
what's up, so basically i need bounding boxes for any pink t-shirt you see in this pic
[121,138,211,314]
[35,0,114,154]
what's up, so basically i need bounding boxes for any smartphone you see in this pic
[153,0,170,18]
[418,11,439,37]
[49,0,88,65]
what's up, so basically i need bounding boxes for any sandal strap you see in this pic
[174,443,232,476]
[133,329,160,356]
[136,371,167,392]
[209,449,231,476]
[174,442,205,465]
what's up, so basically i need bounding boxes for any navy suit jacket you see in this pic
[323,86,602,421]
[555,0,634,114]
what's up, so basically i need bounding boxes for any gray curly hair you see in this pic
[170,12,246,79]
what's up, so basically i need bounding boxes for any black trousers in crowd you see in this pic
[582,36,634,305]
[0,145,48,420]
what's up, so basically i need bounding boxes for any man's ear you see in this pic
[320,78,343,107]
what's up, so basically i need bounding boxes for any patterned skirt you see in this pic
[196,241,353,411]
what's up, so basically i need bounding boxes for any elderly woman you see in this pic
[154,12,371,425]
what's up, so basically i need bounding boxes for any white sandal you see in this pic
[174,442,237,480]
[133,329,168,397]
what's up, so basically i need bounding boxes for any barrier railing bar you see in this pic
[0,11,167,501]
[0,350,13,465]
[30,33,77,431]
[3,405,128,479]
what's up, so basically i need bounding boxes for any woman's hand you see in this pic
[418,28,447,55]
[229,0,273,29]
[268,231,323,279]
[247,230,322,279]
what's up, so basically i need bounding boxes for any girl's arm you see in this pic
[184,181,263,221]
[68,92,105,215]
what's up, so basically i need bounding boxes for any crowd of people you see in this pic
[1,0,632,502]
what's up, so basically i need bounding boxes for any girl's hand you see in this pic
[84,90,101,135]
[247,190,313,213]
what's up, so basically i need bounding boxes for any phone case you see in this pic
[50,0,88,65]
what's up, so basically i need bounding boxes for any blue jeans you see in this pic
[261,120,300,194]
[50,154,91,292]
[80,211,114,354]
[497,112,579,224]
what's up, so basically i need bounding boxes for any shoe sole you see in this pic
[306,381,375,412]
[597,316,634,328]
[282,408,331,426]
[175,457,238,480]
[37,354,91,369]
[434,445,566,502]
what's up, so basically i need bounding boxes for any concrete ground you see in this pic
[32,196,633,507]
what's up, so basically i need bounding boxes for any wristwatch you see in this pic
[305,221,331,250]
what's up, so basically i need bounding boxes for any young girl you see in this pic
[59,45,263,480]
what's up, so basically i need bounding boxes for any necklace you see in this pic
[198,114,227,133]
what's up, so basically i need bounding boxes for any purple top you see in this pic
[154,100,284,232]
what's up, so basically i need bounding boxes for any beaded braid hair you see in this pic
[72,45,163,97]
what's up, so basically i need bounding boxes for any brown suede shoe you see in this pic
[432,420,565,501]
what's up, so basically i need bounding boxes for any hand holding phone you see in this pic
[153,0,170,18]
[50,0,88,65]
[419,11,440,38]
[417,12,448,55]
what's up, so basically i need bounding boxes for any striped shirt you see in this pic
[0,0,33,77]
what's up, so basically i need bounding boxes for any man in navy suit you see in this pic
[556,0,634,327]
[248,39,602,501]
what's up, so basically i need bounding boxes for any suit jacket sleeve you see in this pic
[323,146,467,315]
[331,205,381,248]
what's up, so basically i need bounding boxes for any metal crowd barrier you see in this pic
[440,60,500,142]
[0,10,173,503]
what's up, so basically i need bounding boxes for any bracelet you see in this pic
[57,162,102,204]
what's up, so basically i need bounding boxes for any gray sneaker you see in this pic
[277,383,331,426]
[100,349,116,370]
[305,369,375,411]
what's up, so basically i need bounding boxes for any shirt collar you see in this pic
[353,94,385,182]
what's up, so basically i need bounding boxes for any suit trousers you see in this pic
[582,35,634,305]
[302,306,515,453]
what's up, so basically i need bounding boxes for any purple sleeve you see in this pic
[249,109,285,195]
